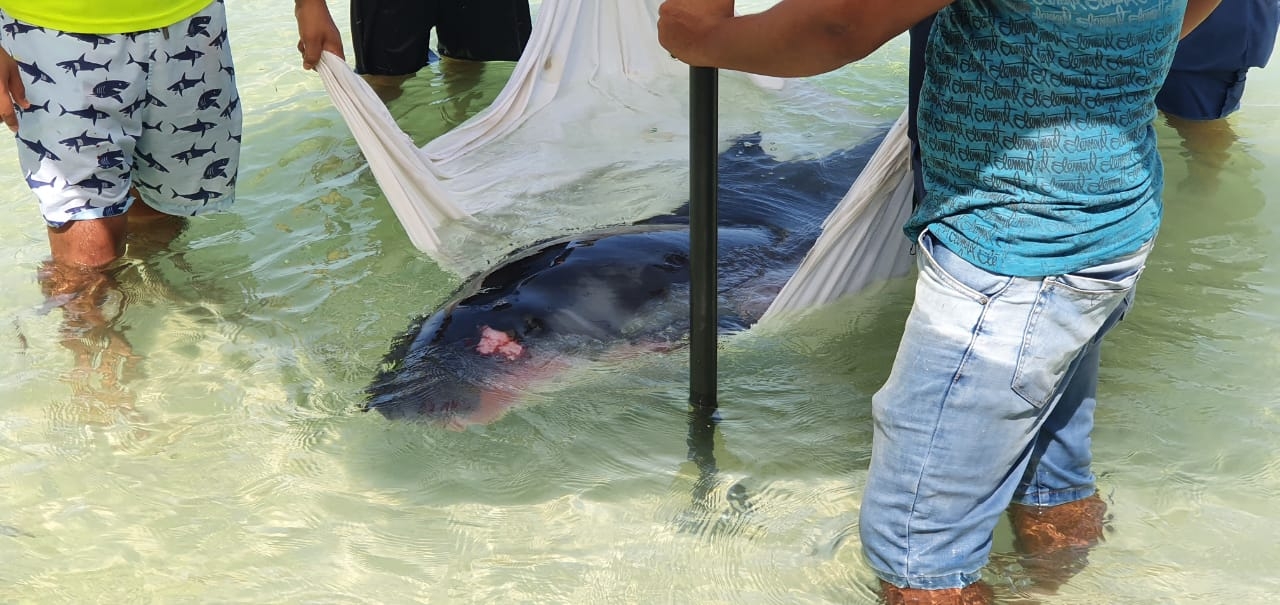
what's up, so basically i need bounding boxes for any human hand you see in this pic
[657,0,735,66]
[295,0,345,70]
[0,47,31,132]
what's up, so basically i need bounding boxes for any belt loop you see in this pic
[162,26,170,40]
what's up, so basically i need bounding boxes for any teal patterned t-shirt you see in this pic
[905,0,1187,277]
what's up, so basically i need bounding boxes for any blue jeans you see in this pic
[860,230,1150,590]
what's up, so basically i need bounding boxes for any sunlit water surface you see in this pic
[1,3,1278,603]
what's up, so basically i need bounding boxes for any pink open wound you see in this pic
[476,326,524,360]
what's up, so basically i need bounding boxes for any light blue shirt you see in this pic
[905,0,1186,277]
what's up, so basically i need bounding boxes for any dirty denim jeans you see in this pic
[859,229,1150,590]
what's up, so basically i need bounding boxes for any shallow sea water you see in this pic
[1,2,1278,604]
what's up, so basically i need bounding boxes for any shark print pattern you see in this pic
[1,1,241,227]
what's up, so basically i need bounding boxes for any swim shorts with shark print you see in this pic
[0,0,240,228]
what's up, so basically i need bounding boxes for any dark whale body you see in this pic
[367,130,887,423]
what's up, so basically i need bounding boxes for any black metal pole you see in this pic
[689,66,718,412]
[678,66,752,527]
[685,65,720,513]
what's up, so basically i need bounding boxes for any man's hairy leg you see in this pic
[39,188,183,422]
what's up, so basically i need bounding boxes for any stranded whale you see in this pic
[366,129,889,425]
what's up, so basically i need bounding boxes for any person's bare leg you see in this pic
[361,73,413,103]
[46,187,184,269]
[1164,113,1237,160]
[1162,112,1238,194]
[46,213,129,271]
[123,192,189,258]
[880,581,994,605]
[39,189,181,418]
[439,57,487,124]
[1007,493,1108,593]
[39,260,140,409]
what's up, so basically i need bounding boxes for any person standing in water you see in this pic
[294,0,531,100]
[1157,0,1278,123]
[1156,0,1278,193]
[0,0,242,409]
[658,1,1220,603]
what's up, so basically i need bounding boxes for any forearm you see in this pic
[1181,0,1222,39]
[295,0,334,23]
[683,0,951,78]
[294,0,344,67]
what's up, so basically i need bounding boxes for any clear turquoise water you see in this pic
[1,3,1278,603]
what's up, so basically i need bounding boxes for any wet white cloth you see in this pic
[764,112,915,320]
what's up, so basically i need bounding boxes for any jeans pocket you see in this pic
[917,230,1012,303]
[1010,260,1145,408]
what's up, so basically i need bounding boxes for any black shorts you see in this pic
[351,0,533,76]
[1155,68,1248,121]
